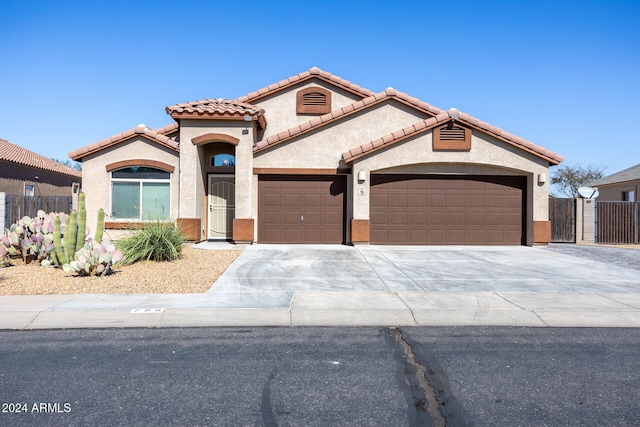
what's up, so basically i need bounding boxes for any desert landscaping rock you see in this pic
[0,247,242,295]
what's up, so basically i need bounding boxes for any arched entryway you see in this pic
[195,135,238,240]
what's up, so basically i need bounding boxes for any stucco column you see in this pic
[581,198,596,243]
[350,167,370,244]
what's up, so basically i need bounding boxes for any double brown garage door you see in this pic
[258,174,525,245]
[258,175,346,243]
[370,175,525,245]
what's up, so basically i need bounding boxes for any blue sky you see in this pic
[1,0,639,179]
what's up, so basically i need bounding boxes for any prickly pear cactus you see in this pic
[62,239,123,276]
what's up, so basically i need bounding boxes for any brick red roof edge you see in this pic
[69,125,179,161]
[0,138,82,178]
[341,109,564,164]
[236,67,375,103]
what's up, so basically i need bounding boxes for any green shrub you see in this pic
[117,221,186,265]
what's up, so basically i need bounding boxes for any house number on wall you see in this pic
[358,187,366,196]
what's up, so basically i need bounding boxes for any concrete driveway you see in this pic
[210,244,640,294]
[3,243,639,329]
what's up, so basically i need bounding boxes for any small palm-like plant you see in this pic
[116,220,186,265]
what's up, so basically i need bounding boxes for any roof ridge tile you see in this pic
[236,67,375,103]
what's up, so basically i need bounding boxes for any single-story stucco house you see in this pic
[588,163,639,202]
[69,67,563,245]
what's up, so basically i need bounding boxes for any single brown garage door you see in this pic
[370,175,525,245]
[258,175,346,244]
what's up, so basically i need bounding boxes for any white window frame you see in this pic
[110,170,171,221]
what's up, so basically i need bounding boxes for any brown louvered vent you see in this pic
[433,122,471,151]
[439,125,467,141]
[297,87,332,114]
[302,92,326,106]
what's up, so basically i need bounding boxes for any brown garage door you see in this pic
[370,175,525,245]
[258,175,346,243]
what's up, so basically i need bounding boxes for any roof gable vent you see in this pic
[433,122,471,151]
[297,87,332,115]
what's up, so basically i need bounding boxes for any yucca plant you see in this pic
[116,220,186,265]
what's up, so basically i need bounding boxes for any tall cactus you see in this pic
[94,208,105,244]
[75,192,86,252]
[65,210,77,261]
[53,215,67,265]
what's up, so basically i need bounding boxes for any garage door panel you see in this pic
[371,175,524,245]
[448,195,466,208]
[258,175,345,244]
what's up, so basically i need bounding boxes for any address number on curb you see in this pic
[130,308,166,314]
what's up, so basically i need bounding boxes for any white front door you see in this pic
[208,175,235,240]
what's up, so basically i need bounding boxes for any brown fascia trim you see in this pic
[69,128,179,161]
[253,168,351,175]
[106,159,175,173]
[169,112,267,130]
[192,133,240,146]
[343,113,563,165]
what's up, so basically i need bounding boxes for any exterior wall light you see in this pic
[538,173,546,185]
[357,171,366,183]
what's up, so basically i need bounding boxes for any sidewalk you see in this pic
[1,244,639,329]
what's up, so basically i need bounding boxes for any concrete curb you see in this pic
[2,291,640,330]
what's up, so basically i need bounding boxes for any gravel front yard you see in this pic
[0,247,243,295]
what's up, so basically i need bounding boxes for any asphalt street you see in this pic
[1,327,639,426]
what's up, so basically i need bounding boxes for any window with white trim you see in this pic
[111,167,170,220]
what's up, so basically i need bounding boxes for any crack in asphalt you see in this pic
[387,327,446,426]
[385,327,469,427]
[261,368,278,427]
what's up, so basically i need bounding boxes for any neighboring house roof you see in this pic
[68,124,179,160]
[165,98,267,129]
[588,163,640,186]
[342,109,564,165]
[236,67,375,104]
[253,88,443,153]
[1,138,82,178]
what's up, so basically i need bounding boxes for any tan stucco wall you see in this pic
[79,137,179,240]
[253,80,366,141]
[178,120,256,239]
[349,130,551,245]
[254,101,427,169]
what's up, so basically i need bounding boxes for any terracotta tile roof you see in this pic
[0,138,82,178]
[165,98,267,129]
[155,122,179,135]
[236,67,375,104]
[341,109,564,165]
[253,88,443,153]
[588,163,640,186]
[68,124,180,161]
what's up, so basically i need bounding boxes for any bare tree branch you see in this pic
[550,164,605,197]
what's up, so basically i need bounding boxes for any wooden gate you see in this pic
[596,201,639,244]
[549,198,576,243]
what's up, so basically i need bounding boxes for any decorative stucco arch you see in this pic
[191,133,239,146]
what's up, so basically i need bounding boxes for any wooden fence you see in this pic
[4,195,72,228]
[549,198,576,243]
[596,201,639,244]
